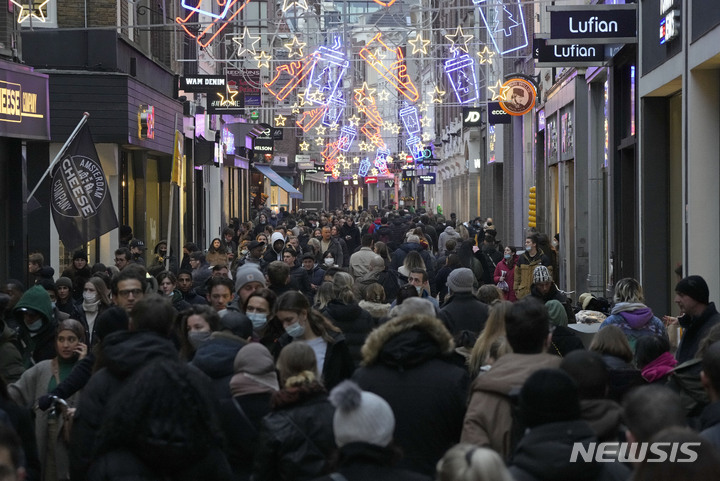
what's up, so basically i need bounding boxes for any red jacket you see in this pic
[494,257,517,302]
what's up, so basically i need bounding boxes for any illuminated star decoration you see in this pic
[408,32,431,55]
[255,51,272,68]
[422,132,432,143]
[315,126,327,135]
[488,79,510,101]
[274,114,287,126]
[477,45,495,64]
[418,102,428,113]
[291,103,301,114]
[328,122,339,132]
[420,117,432,128]
[315,137,326,146]
[217,90,238,106]
[299,141,310,151]
[12,0,49,23]
[445,26,473,54]
[232,27,261,56]
[377,90,390,102]
[428,86,446,104]
[285,37,306,58]
[281,0,308,11]
[348,115,361,127]
[352,156,361,164]
[354,82,377,105]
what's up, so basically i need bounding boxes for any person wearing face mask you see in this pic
[80,277,112,345]
[12,285,59,367]
[243,288,285,351]
[494,246,518,302]
[177,304,221,362]
[271,291,354,391]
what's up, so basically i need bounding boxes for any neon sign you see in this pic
[444,53,479,104]
[12,0,48,23]
[374,147,390,176]
[322,97,345,126]
[281,0,308,12]
[305,42,349,107]
[428,86,446,104]
[399,106,421,136]
[360,33,419,102]
[406,136,424,161]
[408,32,431,55]
[265,53,319,101]
[285,37,307,58]
[297,106,326,132]
[337,126,357,152]
[177,0,253,48]
[354,82,386,149]
[473,0,529,55]
[444,26,474,54]
[358,158,371,176]
[138,105,155,140]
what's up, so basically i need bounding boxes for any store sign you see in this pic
[227,69,262,107]
[533,38,605,66]
[487,102,511,124]
[207,94,243,114]
[500,79,536,116]
[179,75,226,92]
[364,176,378,184]
[462,107,483,127]
[660,10,680,45]
[549,5,637,45]
[138,104,155,139]
[419,173,436,185]
[0,66,50,140]
[253,138,274,153]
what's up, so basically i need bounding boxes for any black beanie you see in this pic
[519,369,581,428]
[73,249,88,261]
[94,307,129,342]
[675,275,709,305]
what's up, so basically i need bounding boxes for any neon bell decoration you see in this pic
[473,0,528,55]
[444,53,479,104]
[177,0,253,48]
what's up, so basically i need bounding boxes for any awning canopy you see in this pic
[254,164,303,199]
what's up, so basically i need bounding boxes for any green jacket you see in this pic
[12,285,56,367]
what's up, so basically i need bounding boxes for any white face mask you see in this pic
[83,292,97,303]
[324,258,334,266]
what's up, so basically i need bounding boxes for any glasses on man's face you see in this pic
[117,288,143,298]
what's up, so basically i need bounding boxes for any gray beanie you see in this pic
[56,277,73,289]
[234,264,266,292]
[447,268,475,294]
[330,380,395,448]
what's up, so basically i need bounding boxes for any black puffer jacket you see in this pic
[70,331,179,480]
[321,301,375,366]
[439,292,489,336]
[252,382,336,481]
[509,420,630,481]
[311,443,431,481]
[191,334,247,400]
[353,314,469,476]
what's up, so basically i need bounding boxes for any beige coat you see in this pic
[9,359,81,480]
[460,352,561,460]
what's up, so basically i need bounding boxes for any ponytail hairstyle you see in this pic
[276,341,318,388]
[332,271,356,304]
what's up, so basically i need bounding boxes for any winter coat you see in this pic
[599,355,645,403]
[319,237,344,268]
[70,331,179,480]
[321,301,375,366]
[580,399,623,442]
[61,265,93,302]
[0,323,24,383]
[0,397,41,481]
[12,285,58,367]
[358,300,391,322]
[252,382,336,481]
[461,352,561,461]
[514,249,553,300]
[273,331,355,391]
[390,243,435,280]
[477,244,503,285]
[437,226,461,254]
[355,269,400,304]
[190,333,248,400]
[599,302,667,351]
[494,257,518,302]
[434,265,456,303]
[667,358,709,418]
[311,443,431,481]
[9,357,82,480]
[349,247,377,279]
[548,326,585,358]
[181,287,209,305]
[264,232,287,263]
[530,283,576,323]
[87,445,234,481]
[676,302,720,364]
[509,420,630,481]
[700,401,720,449]
[340,223,361,255]
[439,292,489,336]
[353,315,469,476]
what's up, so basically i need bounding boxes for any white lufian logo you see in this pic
[570,442,700,463]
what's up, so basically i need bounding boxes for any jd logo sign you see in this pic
[463,107,483,127]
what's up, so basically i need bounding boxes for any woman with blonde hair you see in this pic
[252,342,336,481]
[436,443,513,481]
[468,301,513,379]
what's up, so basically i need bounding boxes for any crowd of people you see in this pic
[0,205,719,480]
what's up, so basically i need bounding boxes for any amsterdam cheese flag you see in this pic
[50,123,118,250]
[171,130,183,185]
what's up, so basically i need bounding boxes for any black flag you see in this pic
[50,123,118,250]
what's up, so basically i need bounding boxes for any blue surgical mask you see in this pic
[504,253,512,260]
[188,331,212,349]
[415,286,423,296]
[27,319,43,332]
[525,246,532,252]
[285,321,305,339]
[51,302,57,310]
[247,312,268,329]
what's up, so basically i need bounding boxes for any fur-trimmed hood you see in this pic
[360,314,454,367]
[358,300,391,319]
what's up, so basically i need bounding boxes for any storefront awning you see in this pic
[254,164,303,199]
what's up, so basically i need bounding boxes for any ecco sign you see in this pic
[487,102,511,125]
[463,107,483,127]
[549,5,637,45]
